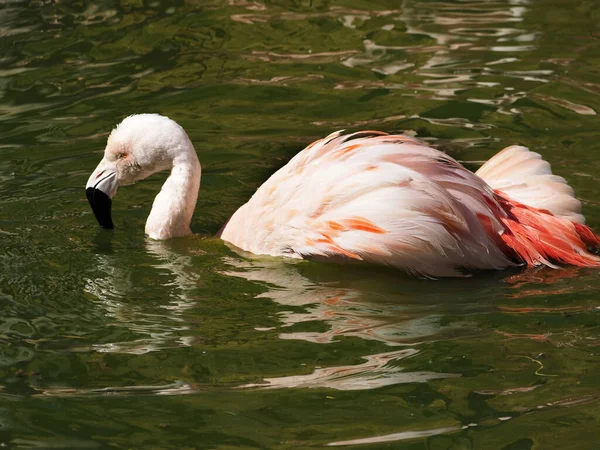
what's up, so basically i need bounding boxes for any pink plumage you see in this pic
[220,131,600,277]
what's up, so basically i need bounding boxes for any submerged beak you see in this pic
[86,158,118,229]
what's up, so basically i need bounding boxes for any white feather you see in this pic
[476,145,584,224]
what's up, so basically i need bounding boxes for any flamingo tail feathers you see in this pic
[495,193,600,268]
[476,145,585,224]
[476,144,600,268]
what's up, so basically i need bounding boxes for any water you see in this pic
[1,0,600,448]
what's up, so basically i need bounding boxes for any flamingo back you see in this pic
[220,132,517,277]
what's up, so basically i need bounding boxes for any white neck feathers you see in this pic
[145,153,201,240]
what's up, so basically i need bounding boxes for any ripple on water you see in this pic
[1,0,600,448]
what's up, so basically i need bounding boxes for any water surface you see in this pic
[1,0,600,448]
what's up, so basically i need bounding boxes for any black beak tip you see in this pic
[86,187,114,229]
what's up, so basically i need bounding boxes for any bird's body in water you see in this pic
[86,114,600,278]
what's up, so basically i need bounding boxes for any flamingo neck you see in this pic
[145,152,201,240]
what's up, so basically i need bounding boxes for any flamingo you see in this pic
[86,114,600,277]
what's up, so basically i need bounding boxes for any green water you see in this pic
[1,0,600,448]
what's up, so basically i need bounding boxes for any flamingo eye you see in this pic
[116,152,127,160]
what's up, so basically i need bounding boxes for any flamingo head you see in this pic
[85,114,194,229]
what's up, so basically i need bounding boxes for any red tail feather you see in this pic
[573,222,600,248]
[495,191,600,268]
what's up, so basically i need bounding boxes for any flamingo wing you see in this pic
[220,133,514,277]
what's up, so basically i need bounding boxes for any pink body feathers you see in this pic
[220,132,600,277]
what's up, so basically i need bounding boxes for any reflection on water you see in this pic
[34,380,194,398]
[328,425,462,447]
[84,243,474,388]
[222,257,495,347]
[240,348,459,391]
[223,256,496,390]
[83,237,201,354]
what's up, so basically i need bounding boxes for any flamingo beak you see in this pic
[86,158,118,229]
